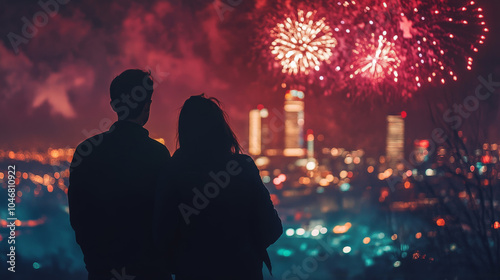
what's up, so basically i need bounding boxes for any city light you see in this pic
[306,161,316,171]
[343,246,352,254]
[333,222,352,234]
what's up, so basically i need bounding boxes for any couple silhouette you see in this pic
[68,69,283,280]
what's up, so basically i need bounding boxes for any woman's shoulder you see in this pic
[229,153,259,174]
[231,153,254,164]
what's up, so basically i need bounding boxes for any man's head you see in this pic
[110,69,154,126]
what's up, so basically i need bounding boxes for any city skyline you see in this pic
[0,0,499,154]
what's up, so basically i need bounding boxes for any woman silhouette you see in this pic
[155,94,282,280]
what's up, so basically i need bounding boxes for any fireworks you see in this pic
[395,0,488,88]
[259,0,487,99]
[351,34,401,83]
[341,0,488,94]
[270,9,337,75]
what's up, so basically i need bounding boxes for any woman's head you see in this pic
[177,94,241,155]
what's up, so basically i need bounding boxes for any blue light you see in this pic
[262,176,271,183]
[277,248,293,257]
[340,183,351,192]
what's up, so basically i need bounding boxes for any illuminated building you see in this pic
[249,109,262,155]
[307,129,314,159]
[386,115,405,168]
[259,106,270,152]
[249,106,270,156]
[283,90,305,157]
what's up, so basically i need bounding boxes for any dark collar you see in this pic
[109,121,149,137]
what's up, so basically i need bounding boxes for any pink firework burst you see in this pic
[351,34,401,83]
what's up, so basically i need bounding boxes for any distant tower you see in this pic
[249,109,262,155]
[386,114,405,168]
[283,90,305,157]
[306,129,314,158]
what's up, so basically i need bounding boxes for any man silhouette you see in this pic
[68,69,171,280]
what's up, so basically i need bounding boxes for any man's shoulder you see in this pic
[144,137,170,156]
[74,132,109,156]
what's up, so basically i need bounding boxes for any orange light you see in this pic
[333,222,352,234]
[381,190,389,197]
[47,185,54,193]
[363,237,371,244]
[50,149,60,158]
[494,222,500,229]
[404,181,411,189]
[415,232,422,239]
[482,155,492,164]
[436,218,445,227]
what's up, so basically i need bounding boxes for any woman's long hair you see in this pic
[177,94,241,156]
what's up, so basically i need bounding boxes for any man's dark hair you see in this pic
[110,69,154,120]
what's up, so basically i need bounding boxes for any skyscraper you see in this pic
[249,109,261,155]
[386,115,405,168]
[283,90,305,157]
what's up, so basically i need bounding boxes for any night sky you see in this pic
[1,0,499,156]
